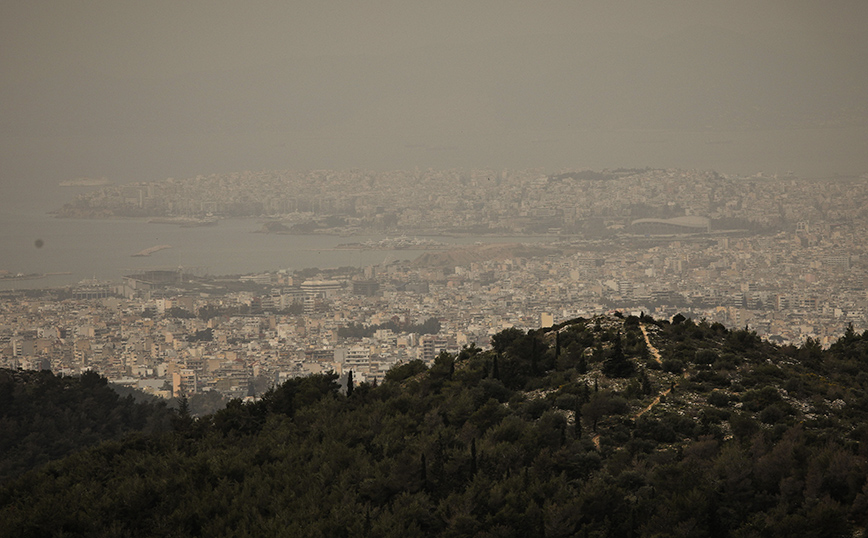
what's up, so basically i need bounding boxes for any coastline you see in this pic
[0,209,561,291]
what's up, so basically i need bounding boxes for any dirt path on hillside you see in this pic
[591,323,673,450]
[640,324,663,365]
[633,324,671,420]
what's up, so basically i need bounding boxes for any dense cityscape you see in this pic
[2,167,867,403]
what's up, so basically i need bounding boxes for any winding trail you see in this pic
[633,323,673,420]
[634,388,673,420]
[591,323,673,450]
[640,324,663,365]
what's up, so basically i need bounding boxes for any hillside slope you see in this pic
[3,314,868,537]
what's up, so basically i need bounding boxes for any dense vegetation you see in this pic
[4,314,868,536]
[0,369,173,484]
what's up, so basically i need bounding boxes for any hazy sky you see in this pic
[2,0,867,191]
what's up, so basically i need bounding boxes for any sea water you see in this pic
[0,187,543,289]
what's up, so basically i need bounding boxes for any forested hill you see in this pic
[0,369,173,484]
[4,314,868,536]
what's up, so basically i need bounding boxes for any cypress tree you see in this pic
[531,336,539,376]
[574,396,583,438]
[640,369,652,395]
[555,331,561,361]
[363,510,372,537]
[578,352,587,374]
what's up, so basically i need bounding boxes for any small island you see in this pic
[58,177,114,187]
[148,217,217,227]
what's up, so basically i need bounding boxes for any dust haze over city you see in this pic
[3,0,868,344]
[3,1,868,350]
[8,2,868,534]
[3,1,868,186]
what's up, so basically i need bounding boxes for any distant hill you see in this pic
[3,314,868,535]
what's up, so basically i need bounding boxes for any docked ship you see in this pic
[0,272,45,281]
[132,245,172,257]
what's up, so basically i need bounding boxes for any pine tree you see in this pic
[603,331,634,378]
[172,394,193,433]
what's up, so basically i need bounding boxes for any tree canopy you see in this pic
[4,314,868,536]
